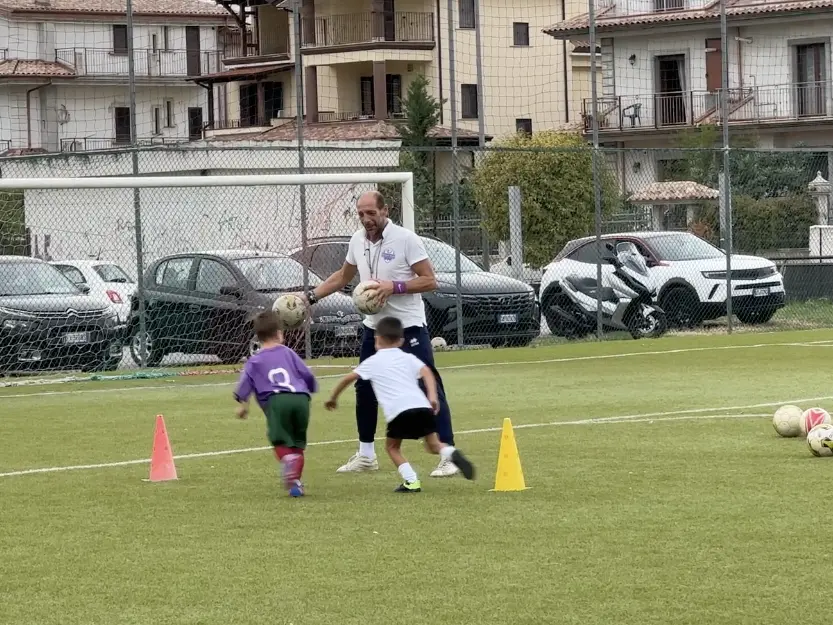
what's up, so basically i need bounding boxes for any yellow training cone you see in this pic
[490,418,530,492]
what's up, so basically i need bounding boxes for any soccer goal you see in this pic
[0,171,414,375]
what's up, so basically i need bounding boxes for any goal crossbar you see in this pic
[0,171,416,231]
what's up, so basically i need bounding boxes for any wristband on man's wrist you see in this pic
[307,289,318,304]
[393,281,407,294]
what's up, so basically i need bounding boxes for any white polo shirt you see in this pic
[353,348,431,422]
[345,220,429,330]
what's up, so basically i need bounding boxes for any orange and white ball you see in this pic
[801,407,832,436]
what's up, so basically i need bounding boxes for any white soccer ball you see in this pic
[431,336,448,351]
[807,423,833,457]
[772,404,803,438]
[353,280,385,315]
[272,293,307,329]
[801,407,832,436]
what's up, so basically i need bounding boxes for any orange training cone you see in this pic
[149,414,178,482]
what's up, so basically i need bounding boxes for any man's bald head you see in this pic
[357,190,389,241]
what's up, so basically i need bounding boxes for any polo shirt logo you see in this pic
[382,248,396,263]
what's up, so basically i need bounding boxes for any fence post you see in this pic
[508,186,523,281]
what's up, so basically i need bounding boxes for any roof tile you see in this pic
[0,59,75,77]
[0,0,227,17]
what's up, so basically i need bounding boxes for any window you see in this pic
[195,259,238,295]
[358,74,402,117]
[231,257,322,292]
[188,107,203,140]
[114,107,131,144]
[93,264,133,283]
[239,84,258,125]
[515,118,532,134]
[513,22,529,46]
[310,244,348,281]
[567,243,601,264]
[461,84,478,119]
[263,81,284,119]
[165,99,175,127]
[459,0,474,28]
[0,262,80,296]
[155,257,193,289]
[421,238,482,273]
[162,26,171,51]
[360,77,373,116]
[55,265,86,285]
[152,106,162,135]
[151,34,159,53]
[112,25,128,54]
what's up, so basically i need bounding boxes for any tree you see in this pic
[470,130,619,267]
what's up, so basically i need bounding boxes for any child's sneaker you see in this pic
[394,480,422,493]
[288,480,305,497]
[451,450,475,480]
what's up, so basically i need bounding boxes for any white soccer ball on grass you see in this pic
[272,293,307,329]
[431,336,448,351]
[353,280,385,315]
[772,404,803,438]
[807,423,833,457]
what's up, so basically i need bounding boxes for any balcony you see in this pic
[318,110,405,122]
[54,48,222,79]
[594,0,710,17]
[0,140,9,153]
[59,137,191,152]
[582,82,833,133]
[0,49,7,61]
[301,12,435,53]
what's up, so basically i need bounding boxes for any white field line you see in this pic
[0,398,785,479]
[0,337,830,400]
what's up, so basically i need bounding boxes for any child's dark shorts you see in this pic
[386,407,436,440]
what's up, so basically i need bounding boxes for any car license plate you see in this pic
[335,325,356,337]
[498,314,518,324]
[63,332,88,345]
[753,288,770,298]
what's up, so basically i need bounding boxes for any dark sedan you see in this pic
[126,250,363,365]
[288,235,540,347]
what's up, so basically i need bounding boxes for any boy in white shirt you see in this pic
[325,316,475,492]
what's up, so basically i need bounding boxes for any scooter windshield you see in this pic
[616,242,650,276]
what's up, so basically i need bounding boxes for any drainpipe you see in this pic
[26,81,51,149]
[435,0,443,124]
[736,28,743,89]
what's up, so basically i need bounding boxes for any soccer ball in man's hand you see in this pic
[273,294,307,329]
[772,404,803,438]
[807,423,833,457]
[801,407,832,436]
[353,280,385,315]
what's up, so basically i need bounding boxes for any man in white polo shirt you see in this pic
[301,190,459,477]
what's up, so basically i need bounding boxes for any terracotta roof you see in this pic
[0,0,227,17]
[206,119,489,144]
[629,181,719,203]
[0,59,75,77]
[544,0,833,36]
[192,62,294,83]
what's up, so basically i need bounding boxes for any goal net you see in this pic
[0,171,414,376]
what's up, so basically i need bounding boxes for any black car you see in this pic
[126,250,363,366]
[0,256,123,373]
[288,235,541,347]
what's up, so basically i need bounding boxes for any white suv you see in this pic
[538,231,786,330]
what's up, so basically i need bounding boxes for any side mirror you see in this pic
[505,256,512,266]
[219,285,243,298]
[78,284,90,294]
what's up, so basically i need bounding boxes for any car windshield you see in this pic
[0,261,81,296]
[94,264,134,284]
[645,233,725,261]
[421,238,482,273]
[232,257,323,292]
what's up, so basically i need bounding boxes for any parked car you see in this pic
[538,231,786,330]
[287,235,540,347]
[52,259,136,325]
[126,250,363,366]
[489,256,543,296]
[0,256,123,373]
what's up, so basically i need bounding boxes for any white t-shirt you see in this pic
[353,348,431,423]
[345,221,429,330]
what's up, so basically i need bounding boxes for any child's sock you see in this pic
[359,441,376,460]
[289,448,305,481]
[274,446,292,461]
[439,446,456,462]
[397,462,418,484]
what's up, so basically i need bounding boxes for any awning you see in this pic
[190,62,294,83]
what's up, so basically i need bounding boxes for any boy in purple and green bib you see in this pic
[234,311,318,497]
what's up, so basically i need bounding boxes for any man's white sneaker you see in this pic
[430,458,460,477]
[336,453,379,473]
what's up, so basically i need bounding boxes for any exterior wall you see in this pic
[0,143,400,276]
[570,50,603,122]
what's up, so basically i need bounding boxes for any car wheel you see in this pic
[129,327,164,367]
[736,307,777,325]
[659,286,701,329]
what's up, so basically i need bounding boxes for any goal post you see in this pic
[0,171,416,231]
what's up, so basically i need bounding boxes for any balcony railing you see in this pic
[317,110,405,122]
[301,12,434,49]
[0,49,7,61]
[0,140,10,153]
[582,82,833,132]
[594,0,709,17]
[204,118,273,131]
[59,137,191,152]
[55,48,222,78]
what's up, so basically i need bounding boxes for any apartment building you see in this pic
[196,0,570,145]
[544,0,833,191]
[0,0,228,154]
